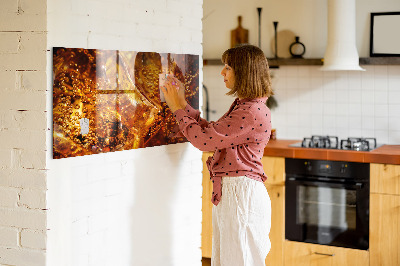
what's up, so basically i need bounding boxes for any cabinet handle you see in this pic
[314,252,335,257]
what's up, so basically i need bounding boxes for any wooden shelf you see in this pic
[203,58,323,67]
[203,57,400,67]
[359,57,400,65]
[268,58,322,67]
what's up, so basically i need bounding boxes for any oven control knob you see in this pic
[305,162,312,171]
[340,164,347,174]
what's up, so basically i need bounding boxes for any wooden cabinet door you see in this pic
[370,193,400,266]
[370,163,400,195]
[201,152,213,258]
[284,241,369,266]
[264,184,284,266]
[262,156,285,186]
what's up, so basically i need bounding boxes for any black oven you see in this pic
[285,158,369,250]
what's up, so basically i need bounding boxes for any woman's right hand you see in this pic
[161,75,187,113]
[168,75,187,108]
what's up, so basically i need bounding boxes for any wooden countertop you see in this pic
[263,139,400,165]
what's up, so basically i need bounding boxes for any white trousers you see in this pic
[212,176,271,266]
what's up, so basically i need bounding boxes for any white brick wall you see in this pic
[2,0,203,265]
[46,1,203,266]
[0,0,48,265]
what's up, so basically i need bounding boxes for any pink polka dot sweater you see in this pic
[173,97,271,206]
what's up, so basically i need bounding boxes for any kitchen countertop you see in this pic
[263,139,400,165]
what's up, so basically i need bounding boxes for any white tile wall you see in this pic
[203,65,400,144]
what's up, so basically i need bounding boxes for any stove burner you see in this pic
[301,135,339,149]
[295,136,378,151]
[340,137,377,151]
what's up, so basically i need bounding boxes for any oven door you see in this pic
[285,177,369,250]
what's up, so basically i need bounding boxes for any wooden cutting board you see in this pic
[231,16,249,48]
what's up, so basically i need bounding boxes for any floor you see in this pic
[202,257,211,266]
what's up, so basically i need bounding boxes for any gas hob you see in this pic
[289,135,382,151]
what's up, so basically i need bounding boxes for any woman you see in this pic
[161,44,273,266]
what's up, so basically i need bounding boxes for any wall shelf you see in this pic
[359,57,400,65]
[203,57,400,67]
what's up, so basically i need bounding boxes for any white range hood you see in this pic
[320,0,365,71]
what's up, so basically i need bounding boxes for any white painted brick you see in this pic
[0,247,45,266]
[191,31,203,44]
[121,9,151,25]
[0,149,11,169]
[0,110,47,131]
[0,129,46,150]
[120,36,153,52]
[20,229,46,250]
[11,148,22,170]
[0,187,19,208]
[135,24,170,41]
[17,70,47,92]
[190,160,203,174]
[0,71,16,91]
[189,3,203,19]
[166,0,191,14]
[151,11,181,27]
[0,32,20,54]
[180,15,202,30]
[87,211,109,234]
[0,89,46,110]
[87,1,123,21]
[0,116,6,131]
[71,218,88,237]
[0,13,46,32]
[105,162,122,180]
[130,0,166,13]
[19,31,47,54]
[44,0,204,265]
[0,169,47,189]
[152,39,181,54]
[0,227,19,247]
[87,33,125,51]
[105,178,123,196]
[0,208,46,230]
[20,149,46,170]
[0,0,18,13]
[0,51,47,72]
[19,189,46,209]
[87,164,108,183]
[19,0,47,15]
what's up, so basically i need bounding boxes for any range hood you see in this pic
[320,0,365,71]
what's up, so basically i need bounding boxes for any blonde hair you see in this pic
[221,44,273,99]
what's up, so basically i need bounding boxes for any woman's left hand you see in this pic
[161,75,187,113]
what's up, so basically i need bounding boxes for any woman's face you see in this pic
[220,64,235,89]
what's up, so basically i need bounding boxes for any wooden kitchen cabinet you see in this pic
[370,163,400,266]
[261,156,285,266]
[201,152,213,258]
[284,241,369,266]
[261,156,285,186]
[201,154,286,265]
[370,163,400,195]
[264,184,285,266]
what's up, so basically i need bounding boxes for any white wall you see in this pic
[203,0,400,145]
[46,1,203,266]
[0,0,48,265]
